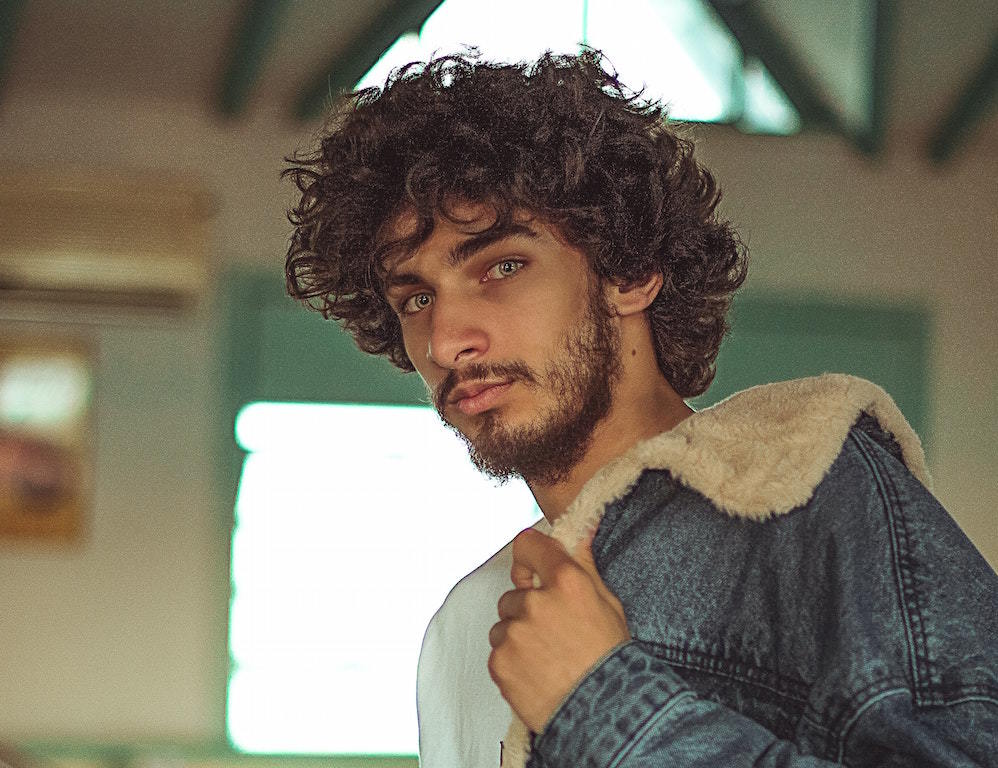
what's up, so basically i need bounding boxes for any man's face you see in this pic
[382,204,622,485]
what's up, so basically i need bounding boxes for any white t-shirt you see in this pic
[416,518,551,768]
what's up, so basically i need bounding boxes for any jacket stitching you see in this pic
[606,690,697,768]
[836,686,910,763]
[637,640,810,704]
[800,674,909,755]
[878,445,941,704]
[809,675,910,759]
[849,428,930,701]
[939,693,998,707]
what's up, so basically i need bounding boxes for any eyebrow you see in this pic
[383,224,540,293]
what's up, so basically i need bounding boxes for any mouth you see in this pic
[449,380,514,416]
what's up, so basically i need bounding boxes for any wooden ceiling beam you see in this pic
[294,0,445,122]
[928,34,998,164]
[216,0,291,118]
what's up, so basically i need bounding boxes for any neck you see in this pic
[528,373,693,524]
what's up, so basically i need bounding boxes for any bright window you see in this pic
[226,402,540,755]
[356,0,800,134]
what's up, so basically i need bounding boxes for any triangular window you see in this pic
[357,0,800,134]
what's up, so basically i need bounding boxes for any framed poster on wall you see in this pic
[0,335,93,542]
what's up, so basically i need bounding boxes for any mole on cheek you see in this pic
[631,349,637,357]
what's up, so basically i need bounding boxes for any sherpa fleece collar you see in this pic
[502,373,930,768]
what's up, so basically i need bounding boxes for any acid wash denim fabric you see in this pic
[527,414,998,767]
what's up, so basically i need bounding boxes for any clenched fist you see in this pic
[487,527,632,733]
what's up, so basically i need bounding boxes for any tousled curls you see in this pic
[284,49,747,397]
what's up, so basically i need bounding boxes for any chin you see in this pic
[448,407,504,441]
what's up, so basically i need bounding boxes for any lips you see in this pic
[449,379,514,416]
[449,379,511,404]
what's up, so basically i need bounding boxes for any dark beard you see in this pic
[436,296,622,486]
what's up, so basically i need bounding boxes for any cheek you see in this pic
[402,328,438,386]
[511,293,585,352]
[502,315,561,365]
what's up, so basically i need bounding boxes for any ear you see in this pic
[605,272,663,317]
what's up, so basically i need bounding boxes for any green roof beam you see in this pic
[294,0,445,122]
[854,0,893,156]
[216,0,291,118]
[928,34,998,164]
[706,0,842,132]
[0,0,27,102]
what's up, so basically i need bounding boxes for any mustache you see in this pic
[433,361,536,412]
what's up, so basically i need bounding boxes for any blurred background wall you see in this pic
[0,0,994,766]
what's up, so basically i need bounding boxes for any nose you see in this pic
[426,295,489,368]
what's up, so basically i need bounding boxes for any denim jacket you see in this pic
[497,374,998,767]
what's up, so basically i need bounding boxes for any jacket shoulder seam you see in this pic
[849,427,938,705]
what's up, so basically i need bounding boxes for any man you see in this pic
[284,51,998,767]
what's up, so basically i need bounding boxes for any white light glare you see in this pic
[228,401,540,755]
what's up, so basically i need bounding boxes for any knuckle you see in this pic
[491,619,510,646]
[499,589,526,620]
[487,648,509,685]
[511,529,533,556]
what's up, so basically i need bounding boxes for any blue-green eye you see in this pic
[485,260,524,280]
[400,292,433,315]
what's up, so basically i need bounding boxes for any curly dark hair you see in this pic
[284,49,747,397]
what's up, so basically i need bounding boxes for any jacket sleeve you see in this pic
[527,641,998,767]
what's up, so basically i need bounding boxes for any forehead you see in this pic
[380,200,506,251]
[378,200,556,276]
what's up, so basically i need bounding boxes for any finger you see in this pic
[511,527,573,587]
[488,619,509,648]
[497,588,529,620]
[510,560,535,589]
